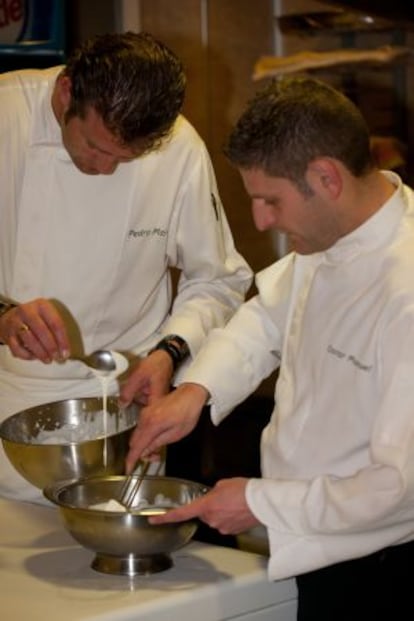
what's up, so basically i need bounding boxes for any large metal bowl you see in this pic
[44,475,207,575]
[0,397,137,489]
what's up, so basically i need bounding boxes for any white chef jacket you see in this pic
[183,172,414,580]
[0,67,252,501]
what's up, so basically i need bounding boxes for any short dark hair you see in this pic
[62,31,186,151]
[224,76,374,190]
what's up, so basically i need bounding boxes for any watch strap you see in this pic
[149,334,190,371]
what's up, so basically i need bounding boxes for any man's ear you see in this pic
[55,75,72,113]
[305,158,342,200]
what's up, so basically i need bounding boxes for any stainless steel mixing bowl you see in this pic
[0,397,137,489]
[44,475,207,576]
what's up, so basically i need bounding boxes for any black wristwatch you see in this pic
[149,334,190,371]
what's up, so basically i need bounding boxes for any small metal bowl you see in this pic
[0,397,137,489]
[44,475,207,575]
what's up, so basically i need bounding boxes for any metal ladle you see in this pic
[78,350,116,373]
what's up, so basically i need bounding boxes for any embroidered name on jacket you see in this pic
[128,228,167,239]
[327,344,373,371]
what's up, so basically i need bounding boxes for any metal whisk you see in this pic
[118,460,150,510]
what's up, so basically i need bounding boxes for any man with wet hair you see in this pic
[0,32,252,502]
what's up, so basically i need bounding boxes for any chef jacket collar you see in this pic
[30,67,65,149]
[323,171,406,265]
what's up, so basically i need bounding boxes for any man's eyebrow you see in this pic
[86,137,136,159]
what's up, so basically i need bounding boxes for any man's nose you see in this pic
[252,201,277,232]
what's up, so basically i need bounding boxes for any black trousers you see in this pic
[296,539,414,620]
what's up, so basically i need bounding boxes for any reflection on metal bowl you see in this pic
[0,397,137,489]
[44,475,207,576]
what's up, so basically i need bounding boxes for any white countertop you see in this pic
[0,498,297,621]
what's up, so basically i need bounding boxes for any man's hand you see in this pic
[0,298,70,363]
[125,383,209,473]
[119,350,174,407]
[149,478,260,535]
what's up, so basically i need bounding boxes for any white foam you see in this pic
[90,499,127,512]
[33,409,132,445]
[88,493,178,513]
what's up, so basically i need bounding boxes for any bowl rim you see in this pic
[0,396,138,445]
[43,474,209,513]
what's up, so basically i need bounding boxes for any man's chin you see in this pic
[288,236,312,255]
[73,160,100,175]
[78,167,100,175]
